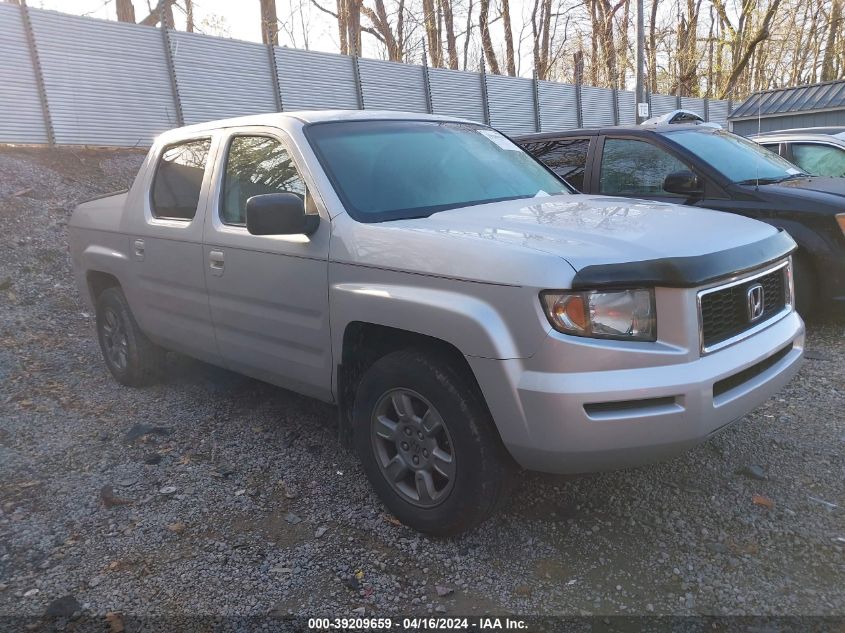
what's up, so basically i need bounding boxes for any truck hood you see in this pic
[393,194,779,271]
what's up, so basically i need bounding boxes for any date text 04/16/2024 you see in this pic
[307,617,528,630]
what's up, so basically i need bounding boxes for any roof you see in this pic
[730,80,845,120]
[163,110,475,136]
[513,121,717,141]
[751,126,845,139]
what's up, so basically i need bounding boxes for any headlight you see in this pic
[541,289,656,341]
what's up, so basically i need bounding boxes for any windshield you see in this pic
[306,120,570,222]
[663,128,807,184]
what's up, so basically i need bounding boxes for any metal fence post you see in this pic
[704,97,709,122]
[612,87,620,125]
[575,82,583,128]
[532,71,541,132]
[676,94,682,109]
[421,39,433,114]
[352,54,364,110]
[480,59,491,125]
[160,13,184,126]
[267,41,283,112]
[19,1,55,145]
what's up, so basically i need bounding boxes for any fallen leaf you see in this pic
[355,570,364,581]
[100,485,131,508]
[752,494,774,509]
[383,514,402,527]
[167,522,186,534]
[105,611,125,633]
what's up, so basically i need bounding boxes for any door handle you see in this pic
[209,250,225,277]
[133,239,145,261]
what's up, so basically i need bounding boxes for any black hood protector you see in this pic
[572,229,797,289]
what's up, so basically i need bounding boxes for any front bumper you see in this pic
[468,310,804,474]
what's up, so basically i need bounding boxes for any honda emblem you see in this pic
[746,283,765,321]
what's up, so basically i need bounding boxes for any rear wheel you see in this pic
[95,287,165,386]
[352,349,510,535]
[792,252,817,317]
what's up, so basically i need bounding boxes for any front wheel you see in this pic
[95,287,165,386]
[352,349,510,535]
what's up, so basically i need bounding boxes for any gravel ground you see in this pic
[0,146,844,627]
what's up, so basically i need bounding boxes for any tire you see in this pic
[792,252,817,317]
[352,349,510,535]
[95,287,165,387]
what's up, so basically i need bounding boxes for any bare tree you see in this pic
[501,0,516,75]
[422,0,443,66]
[712,0,784,98]
[362,0,407,61]
[821,0,843,80]
[260,0,279,45]
[478,0,501,73]
[116,0,136,22]
[441,0,459,69]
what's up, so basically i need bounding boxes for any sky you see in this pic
[28,0,541,74]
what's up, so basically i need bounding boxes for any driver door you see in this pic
[202,127,333,401]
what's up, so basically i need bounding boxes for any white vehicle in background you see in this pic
[751,127,845,178]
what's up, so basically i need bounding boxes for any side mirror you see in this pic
[245,193,319,236]
[663,170,703,197]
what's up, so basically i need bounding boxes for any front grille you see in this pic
[699,263,788,350]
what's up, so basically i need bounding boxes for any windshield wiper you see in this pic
[736,173,808,185]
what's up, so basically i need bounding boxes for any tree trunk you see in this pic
[185,0,194,32]
[463,0,473,69]
[441,0,459,69]
[116,0,136,23]
[647,0,658,92]
[501,0,517,76]
[422,0,442,67]
[479,0,501,74]
[822,0,842,81]
[260,0,279,45]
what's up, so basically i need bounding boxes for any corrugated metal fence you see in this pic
[0,4,734,147]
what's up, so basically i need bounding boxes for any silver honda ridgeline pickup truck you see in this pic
[69,111,804,535]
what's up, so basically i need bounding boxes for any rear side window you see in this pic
[220,135,306,225]
[522,138,590,190]
[151,138,212,220]
[790,143,845,177]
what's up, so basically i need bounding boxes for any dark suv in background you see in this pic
[516,116,845,313]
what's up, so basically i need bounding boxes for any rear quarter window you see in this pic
[151,138,212,220]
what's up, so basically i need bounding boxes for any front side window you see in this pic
[599,138,688,196]
[305,120,570,223]
[664,129,806,184]
[522,138,590,190]
[220,135,306,225]
[790,143,845,178]
[151,138,212,220]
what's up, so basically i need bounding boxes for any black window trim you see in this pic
[149,135,213,222]
[519,136,594,192]
[217,131,307,228]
